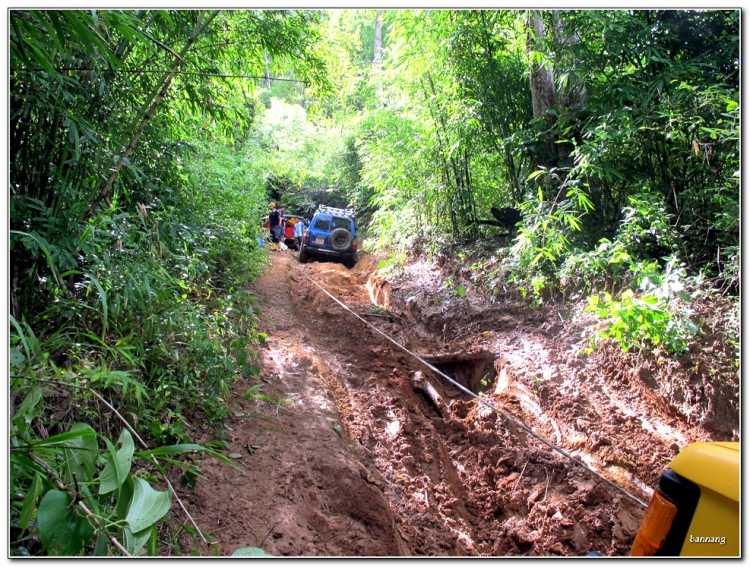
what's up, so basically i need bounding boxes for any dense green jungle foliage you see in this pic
[9,9,739,556]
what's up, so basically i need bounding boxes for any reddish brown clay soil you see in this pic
[178,250,738,557]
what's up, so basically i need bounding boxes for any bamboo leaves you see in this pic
[18,473,43,533]
[10,8,334,557]
[86,273,109,340]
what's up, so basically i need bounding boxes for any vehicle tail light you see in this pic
[630,489,678,556]
[351,239,357,251]
[304,231,309,244]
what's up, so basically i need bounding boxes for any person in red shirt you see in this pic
[285,218,298,250]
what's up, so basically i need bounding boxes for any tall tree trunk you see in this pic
[551,11,587,162]
[526,9,558,183]
[527,10,590,177]
[373,10,383,65]
[527,11,556,121]
[373,10,383,101]
[551,12,587,112]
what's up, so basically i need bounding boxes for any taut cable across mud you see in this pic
[294,264,649,509]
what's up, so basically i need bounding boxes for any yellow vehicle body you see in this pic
[669,442,739,556]
[631,441,739,557]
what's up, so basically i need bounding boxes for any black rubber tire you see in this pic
[298,248,309,263]
[343,257,356,269]
[329,228,353,252]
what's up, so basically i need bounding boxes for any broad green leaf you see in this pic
[38,490,94,556]
[99,429,134,495]
[133,443,206,457]
[28,427,97,447]
[232,547,274,557]
[124,523,153,557]
[125,477,172,533]
[64,423,98,483]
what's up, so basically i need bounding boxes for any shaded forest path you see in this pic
[181,250,735,557]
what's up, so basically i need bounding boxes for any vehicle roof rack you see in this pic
[316,205,356,218]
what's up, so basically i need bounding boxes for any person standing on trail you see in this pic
[277,205,288,250]
[268,202,283,251]
[286,217,299,250]
[293,217,305,250]
[285,217,296,247]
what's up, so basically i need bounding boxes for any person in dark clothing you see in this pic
[277,205,287,250]
[268,203,284,251]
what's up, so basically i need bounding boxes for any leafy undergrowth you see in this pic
[394,232,738,387]
[10,203,271,556]
[400,216,737,357]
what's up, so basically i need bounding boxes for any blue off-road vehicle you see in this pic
[298,205,357,269]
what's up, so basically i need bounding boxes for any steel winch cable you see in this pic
[294,263,649,509]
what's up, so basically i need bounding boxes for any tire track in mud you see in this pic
[183,254,409,557]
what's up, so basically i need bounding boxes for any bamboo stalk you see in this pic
[86,10,221,219]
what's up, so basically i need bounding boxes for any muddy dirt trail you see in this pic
[180,251,738,557]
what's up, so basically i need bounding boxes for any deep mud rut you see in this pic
[180,251,738,557]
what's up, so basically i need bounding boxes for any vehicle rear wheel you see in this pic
[343,257,356,269]
[329,228,353,252]
[299,248,309,263]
